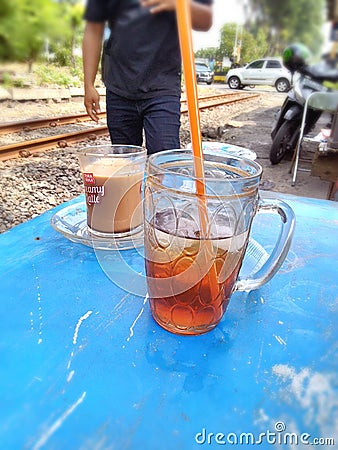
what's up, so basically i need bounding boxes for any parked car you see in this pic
[225,58,292,92]
[195,62,214,85]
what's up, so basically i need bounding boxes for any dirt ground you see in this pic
[214,88,333,201]
[0,86,334,201]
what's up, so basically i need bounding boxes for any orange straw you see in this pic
[176,0,218,291]
[176,0,205,198]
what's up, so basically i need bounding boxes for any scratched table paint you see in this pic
[0,193,337,449]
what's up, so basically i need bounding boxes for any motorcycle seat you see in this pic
[303,65,338,83]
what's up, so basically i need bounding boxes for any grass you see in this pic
[0,60,94,89]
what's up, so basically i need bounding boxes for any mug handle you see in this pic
[234,198,296,292]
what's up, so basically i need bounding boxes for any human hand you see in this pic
[84,85,101,123]
[140,0,176,14]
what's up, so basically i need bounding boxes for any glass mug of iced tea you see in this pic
[143,149,295,335]
[78,145,146,238]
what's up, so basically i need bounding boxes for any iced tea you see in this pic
[144,209,249,335]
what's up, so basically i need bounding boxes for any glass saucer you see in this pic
[50,201,270,269]
[186,141,257,160]
[50,201,144,251]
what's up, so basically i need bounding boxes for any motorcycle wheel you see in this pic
[269,121,298,164]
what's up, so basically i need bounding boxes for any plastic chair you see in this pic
[291,91,338,186]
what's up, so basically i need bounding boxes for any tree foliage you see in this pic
[15,0,64,71]
[217,23,269,64]
[195,47,218,61]
[195,24,268,67]
[1,0,326,74]
[247,0,325,57]
[0,0,17,60]
[195,0,326,67]
[53,1,84,67]
[0,0,84,71]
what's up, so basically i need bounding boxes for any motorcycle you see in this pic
[269,44,338,165]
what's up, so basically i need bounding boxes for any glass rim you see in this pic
[147,148,263,181]
[79,144,146,158]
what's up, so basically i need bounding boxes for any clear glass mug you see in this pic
[143,149,295,335]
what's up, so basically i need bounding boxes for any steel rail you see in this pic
[0,92,261,161]
[180,92,250,103]
[0,92,259,135]
[0,112,107,135]
[0,126,108,161]
[181,93,260,113]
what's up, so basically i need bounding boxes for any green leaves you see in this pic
[217,23,269,64]
[195,0,325,66]
[0,0,85,71]
[247,0,325,57]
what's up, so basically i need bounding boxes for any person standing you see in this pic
[82,0,213,154]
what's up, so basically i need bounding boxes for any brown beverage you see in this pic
[144,210,249,335]
[144,149,294,335]
[82,160,143,235]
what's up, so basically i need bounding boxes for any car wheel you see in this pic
[228,76,241,89]
[207,81,212,85]
[275,78,291,93]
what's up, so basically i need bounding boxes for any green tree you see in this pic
[4,0,65,71]
[218,23,239,64]
[0,0,16,59]
[0,0,84,72]
[53,0,84,67]
[248,0,325,57]
[218,23,269,65]
[195,47,219,61]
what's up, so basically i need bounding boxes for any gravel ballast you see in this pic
[1,93,265,233]
[1,89,331,234]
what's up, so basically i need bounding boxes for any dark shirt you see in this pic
[84,0,212,100]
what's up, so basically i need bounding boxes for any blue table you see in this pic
[1,193,337,449]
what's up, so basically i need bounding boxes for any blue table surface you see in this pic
[0,193,337,449]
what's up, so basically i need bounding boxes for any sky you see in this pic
[192,0,244,51]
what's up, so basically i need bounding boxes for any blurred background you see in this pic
[0,0,336,88]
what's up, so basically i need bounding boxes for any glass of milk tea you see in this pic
[78,145,146,238]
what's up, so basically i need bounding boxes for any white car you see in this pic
[226,58,292,92]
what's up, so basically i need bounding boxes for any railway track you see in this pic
[0,91,260,161]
